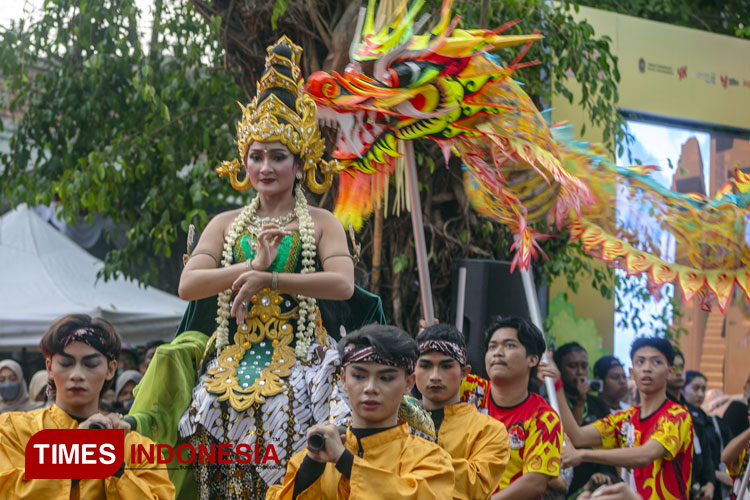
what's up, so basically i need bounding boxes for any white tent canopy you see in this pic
[0,205,187,348]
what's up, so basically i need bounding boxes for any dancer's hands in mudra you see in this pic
[230,223,290,325]
[231,272,267,325]
[251,223,291,271]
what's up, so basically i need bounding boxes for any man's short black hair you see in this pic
[629,336,675,366]
[593,355,623,380]
[483,316,546,379]
[684,370,706,387]
[553,342,587,368]
[141,340,165,361]
[416,323,466,349]
[143,339,166,351]
[338,324,418,373]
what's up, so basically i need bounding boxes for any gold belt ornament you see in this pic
[204,289,298,411]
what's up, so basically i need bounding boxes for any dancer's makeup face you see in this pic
[47,342,116,414]
[342,362,414,428]
[416,352,469,409]
[244,141,299,197]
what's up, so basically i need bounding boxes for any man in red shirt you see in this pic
[543,336,694,500]
[460,316,563,500]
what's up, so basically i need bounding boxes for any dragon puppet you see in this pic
[304,0,750,312]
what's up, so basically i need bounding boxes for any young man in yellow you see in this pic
[266,324,454,500]
[0,315,174,499]
[415,324,510,500]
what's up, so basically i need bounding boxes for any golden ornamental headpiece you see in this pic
[217,36,341,194]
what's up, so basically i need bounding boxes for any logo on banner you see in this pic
[720,75,740,88]
[25,429,281,479]
[696,72,716,85]
[677,66,687,80]
[26,429,124,479]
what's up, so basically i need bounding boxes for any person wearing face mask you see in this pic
[0,359,42,414]
[0,314,174,499]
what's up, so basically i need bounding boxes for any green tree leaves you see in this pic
[578,0,750,40]
[1,0,244,288]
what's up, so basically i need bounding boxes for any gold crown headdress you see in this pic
[217,36,340,193]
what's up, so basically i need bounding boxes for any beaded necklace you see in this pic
[216,185,317,359]
[248,210,296,228]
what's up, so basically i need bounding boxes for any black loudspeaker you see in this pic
[449,259,546,379]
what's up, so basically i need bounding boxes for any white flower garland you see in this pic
[215,184,318,359]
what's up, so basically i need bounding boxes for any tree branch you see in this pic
[306,0,332,51]
[120,105,225,143]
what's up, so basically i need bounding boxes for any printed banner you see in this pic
[567,6,750,130]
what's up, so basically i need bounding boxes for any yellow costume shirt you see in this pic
[0,405,175,500]
[435,402,510,500]
[266,421,454,500]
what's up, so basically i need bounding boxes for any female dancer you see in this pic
[130,36,431,499]
[174,36,355,499]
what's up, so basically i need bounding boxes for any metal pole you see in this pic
[404,140,435,324]
[738,457,750,500]
[371,205,384,295]
[455,266,467,332]
[519,267,560,414]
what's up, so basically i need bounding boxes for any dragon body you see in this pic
[305,0,750,311]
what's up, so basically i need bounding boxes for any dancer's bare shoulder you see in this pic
[308,206,345,237]
[308,206,339,225]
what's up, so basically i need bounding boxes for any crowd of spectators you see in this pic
[2,320,750,500]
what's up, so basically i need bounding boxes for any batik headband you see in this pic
[418,340,467,366]
[60,327,115,361]
[342,345,415,374]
